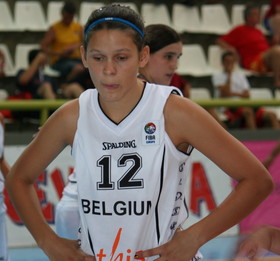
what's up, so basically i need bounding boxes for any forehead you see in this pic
[223,55,235,62]
[87,29,137,50]
[248,8,260,16]
[155,42,183,54]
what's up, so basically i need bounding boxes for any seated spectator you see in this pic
[16,49,57,99]
[264,0,280,45]
[41,1,84,81]
[217,4,280,88]
[212,51,280,129]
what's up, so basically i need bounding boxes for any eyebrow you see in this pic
[89,48,132,54]
[164,51,182,57]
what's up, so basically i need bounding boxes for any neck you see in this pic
[99,80,145,124]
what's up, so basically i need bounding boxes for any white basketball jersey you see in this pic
[72,83,201,260]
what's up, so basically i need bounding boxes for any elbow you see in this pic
[259,173,274,199]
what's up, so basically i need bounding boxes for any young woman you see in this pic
[139,24,190,97]
[6,4,273,261]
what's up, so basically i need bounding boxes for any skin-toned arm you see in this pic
[216,38,238,54]
[41,27,57,56]
[137,95,273,261]
[181,81,191,98]
[6,100,95,261]
[237,225,280,258]
[219,73,250,98]
[0,114,10,178]
[18,52,46,85]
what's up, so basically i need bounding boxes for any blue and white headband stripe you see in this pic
[84,17,144,38]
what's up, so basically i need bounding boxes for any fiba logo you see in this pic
[144,122,156,134]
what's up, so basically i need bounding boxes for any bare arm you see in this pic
[219,81,250,99]
[238,225,280,258]
[0,114,10,178]
[18,52,46,85]
[139,95,273,261]
[40,27,59,56]
[6,100,95,261]
[181,81,191,98]
[216,38,237,53]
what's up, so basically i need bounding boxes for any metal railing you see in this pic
[1,98,280,126]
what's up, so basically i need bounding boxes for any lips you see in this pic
[103,83,119,90]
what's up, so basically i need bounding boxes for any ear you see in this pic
[80,45,88,68]
[139,45,150,68]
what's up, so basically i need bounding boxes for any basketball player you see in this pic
[0,113,11,261]
[54,23,186,242]
[6,4,273,261]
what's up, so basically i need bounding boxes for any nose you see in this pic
[103,60,116,75]
[170,57,178,71]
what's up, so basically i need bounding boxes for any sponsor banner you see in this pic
[5,140,279,247]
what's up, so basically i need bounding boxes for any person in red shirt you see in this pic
[217,4,280,88]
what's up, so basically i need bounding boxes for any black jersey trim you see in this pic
[171,89,182,96]
[88,229,95,255]
[155,146,165,243]
[182,145,194,156]
[184,197,189,219]
[97,82,147,125]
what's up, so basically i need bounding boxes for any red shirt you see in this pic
[219,25,269,69]
[170,73,187,90]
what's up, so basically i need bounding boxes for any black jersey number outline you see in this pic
[97,153,143,190]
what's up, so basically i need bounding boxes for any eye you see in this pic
[116,55,128,61]
[165,54,174,61]
[93,56,103,61]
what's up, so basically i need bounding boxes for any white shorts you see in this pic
[55,184,80,240]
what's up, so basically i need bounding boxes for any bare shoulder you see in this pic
[164,94,228,147]
[164,95,207,142]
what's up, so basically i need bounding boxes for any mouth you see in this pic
[102,83,119,90]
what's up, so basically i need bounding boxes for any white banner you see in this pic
[4,146,237,247]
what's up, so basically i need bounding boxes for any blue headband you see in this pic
[84,17,144,38]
